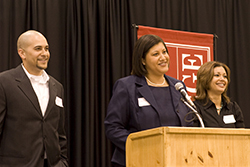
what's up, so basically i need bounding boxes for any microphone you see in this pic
[175,82,204,128]
[175,82,196,110]
[180,97,205,128]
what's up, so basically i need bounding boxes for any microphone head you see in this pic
[175,82,184,91]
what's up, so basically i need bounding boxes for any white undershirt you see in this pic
[22,64,50,116]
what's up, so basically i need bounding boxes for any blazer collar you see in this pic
[15,65,42,115]
[45,79,57,117]
[14,65,55,117]
[135,76,160,112]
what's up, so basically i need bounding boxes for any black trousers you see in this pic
[44,159,49,167]
[112,162,125,167]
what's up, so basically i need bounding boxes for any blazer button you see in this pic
[176,110,179,113]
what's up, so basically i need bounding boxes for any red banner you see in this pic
[137,25,214,96]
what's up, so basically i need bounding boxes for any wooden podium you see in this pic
[126,127,250,167]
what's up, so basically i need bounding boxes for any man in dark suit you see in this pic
[0,30,68,167]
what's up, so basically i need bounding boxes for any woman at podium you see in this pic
[104,34,193,167]
[193,61,245,128]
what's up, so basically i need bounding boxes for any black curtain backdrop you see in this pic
[1,0,250,167]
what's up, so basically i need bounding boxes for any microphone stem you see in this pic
[181,98,205,128]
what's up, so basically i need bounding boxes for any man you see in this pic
[0,30,68,167]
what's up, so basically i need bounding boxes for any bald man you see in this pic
[0,30,68,167]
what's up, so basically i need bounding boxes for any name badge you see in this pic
[223,115,236,124]
[55,96,64,108]
[138,97,150,107]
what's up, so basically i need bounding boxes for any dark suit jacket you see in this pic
[104,75,193,166]
[0,65,68,167]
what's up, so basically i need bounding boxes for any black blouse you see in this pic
[193,98,245,128]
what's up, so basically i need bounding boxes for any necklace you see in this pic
[145,76,165,86]
[216,102,223,110]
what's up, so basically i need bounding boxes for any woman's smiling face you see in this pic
[208,66,228,95]
[142,42,170,77]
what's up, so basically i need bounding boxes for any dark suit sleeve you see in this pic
[58,86,68,166]
[0,81,6,136]
[104,80,131,151]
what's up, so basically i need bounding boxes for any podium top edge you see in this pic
[127,127,250,140]
[164,126,250,134]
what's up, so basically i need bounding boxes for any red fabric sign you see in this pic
[137,25,214,96]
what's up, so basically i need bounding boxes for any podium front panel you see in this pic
[126,127,250,167]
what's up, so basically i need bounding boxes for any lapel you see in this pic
[135,75,181,114]
[44,78,57,118]
[135,76,161,112]
[14,65,57,118]
[15,65,42,116]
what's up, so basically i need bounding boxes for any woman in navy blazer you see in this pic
[104,34,193,167]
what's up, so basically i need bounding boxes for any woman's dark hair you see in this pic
[131,34,168,76]
[194,61,231,104]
